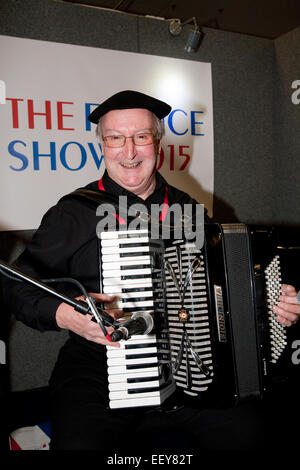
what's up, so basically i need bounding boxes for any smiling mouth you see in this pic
[120,162,142,168]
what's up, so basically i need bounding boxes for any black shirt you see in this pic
[3,171,204,335]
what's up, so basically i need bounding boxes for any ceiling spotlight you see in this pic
[185,29,203,53]
[168,17,204,53]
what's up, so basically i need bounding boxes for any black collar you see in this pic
[101,170,168,207]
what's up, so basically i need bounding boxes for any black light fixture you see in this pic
[168,17,204,53]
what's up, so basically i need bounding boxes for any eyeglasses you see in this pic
[103,132,155,148]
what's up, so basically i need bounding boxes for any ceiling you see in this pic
[61,0,300,39]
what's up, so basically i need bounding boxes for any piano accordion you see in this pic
[98,224,292,409]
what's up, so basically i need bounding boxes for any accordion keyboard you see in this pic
[100,229,175,409]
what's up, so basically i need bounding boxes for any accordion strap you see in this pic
[60,188,122,210]
[60,189,200,235]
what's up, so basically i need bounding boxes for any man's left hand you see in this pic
[273,284,300,327]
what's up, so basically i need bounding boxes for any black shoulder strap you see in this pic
[60,188,121,210]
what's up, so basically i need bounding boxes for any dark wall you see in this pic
[273,27,300,226]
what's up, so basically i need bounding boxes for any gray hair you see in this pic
[95,113,165,142]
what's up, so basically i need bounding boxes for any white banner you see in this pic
[0,35,214,230]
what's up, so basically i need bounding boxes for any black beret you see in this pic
[88,90,171,123]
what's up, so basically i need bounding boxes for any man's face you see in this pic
[101,108,160,200]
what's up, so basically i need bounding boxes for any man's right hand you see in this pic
[55,293,121,347]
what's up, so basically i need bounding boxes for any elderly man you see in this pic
[3,90,300,452]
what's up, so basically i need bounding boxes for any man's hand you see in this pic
[55,292,122,347]
[273,284,300,327]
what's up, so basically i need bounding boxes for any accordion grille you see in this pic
[164,240,214,396]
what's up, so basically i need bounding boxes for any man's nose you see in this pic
[123,137,137,159]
